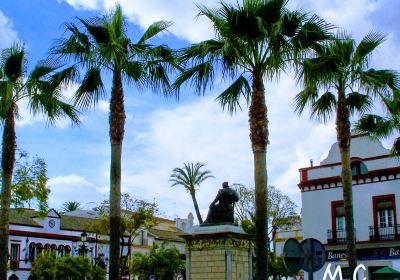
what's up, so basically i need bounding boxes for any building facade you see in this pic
[300,134,400,279]
[6,208,185,280]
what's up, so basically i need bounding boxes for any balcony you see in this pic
[327,229,357,244]
[327,229,347,244]
[369,225,400,241]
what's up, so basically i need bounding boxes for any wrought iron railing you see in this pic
[369,225,400,241]
[327,229,357,244]
[327,229,347,244]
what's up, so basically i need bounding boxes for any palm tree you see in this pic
[169,162,214,224]
[60,201,81,213]
[294,32,399,276]
[356,90,400,156]
[52,5,178,279]
[0,43,79,280]
[173,1,331,278]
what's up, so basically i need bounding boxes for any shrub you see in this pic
[131,244,184,280]
[30,253,106,280]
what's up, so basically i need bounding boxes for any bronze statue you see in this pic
[202,182,239,226]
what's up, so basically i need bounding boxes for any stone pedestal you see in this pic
[182,225,253,280]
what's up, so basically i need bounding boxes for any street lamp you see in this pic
[79,231,88,256]
[24,237,29,263]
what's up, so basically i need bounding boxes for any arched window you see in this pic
[58,245,65,257]
[28,243,36,262]
[351,160,368,176]
[44,244,51,251]
[36,243,43,256]
[50,244,57,252]
[65,245,71,256]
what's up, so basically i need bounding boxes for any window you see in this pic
[140,230,145,246]
[28,243,36,262]
[36,243,43,256]
[10,244,19,270]
[334,203,346,230]
[351,161,368,176]
[376,198,395,228]
[372,195,397,240]
[58,245,65,257]
[65,246,71,256]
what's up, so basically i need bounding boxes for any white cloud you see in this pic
[48,174,108,210]
[0,10,18,49]
[114,73,339,219]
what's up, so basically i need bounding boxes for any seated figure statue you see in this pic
[202,182,239,225]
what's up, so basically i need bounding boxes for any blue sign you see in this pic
[150,275,155,280]
[326,246,400,261]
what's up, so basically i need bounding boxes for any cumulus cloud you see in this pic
[48,174,108,210]
[0,10,18,48]
[112,72,338,218]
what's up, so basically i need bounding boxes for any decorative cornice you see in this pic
[186,237,251,250]
[299,167,400,192]
[299,155,390,172]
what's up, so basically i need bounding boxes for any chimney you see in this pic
[310,159,314,167]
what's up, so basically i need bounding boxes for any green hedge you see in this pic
[30,253,106,280]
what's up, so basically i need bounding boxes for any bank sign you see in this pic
[326,246,400,261]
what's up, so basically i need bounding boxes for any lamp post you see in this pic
[79,231,88,256]
[24,237,29,263]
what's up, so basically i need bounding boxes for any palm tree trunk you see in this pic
[190,190,203,224]
[250,71,268,280]
[0,106,16,280]
[109,69,125,280]
[336,89,357,277]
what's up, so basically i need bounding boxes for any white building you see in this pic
[6,208,185,280]
[300,133,400,279]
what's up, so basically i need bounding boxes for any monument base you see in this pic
[181,225,253,280]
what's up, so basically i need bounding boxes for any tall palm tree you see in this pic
[294,32,399,276]
[169,162,214,224]
[60,201,81,213]
[52,5,178,279]
[173,1,331,278]
[0,43,79,280]
[356,90,400,156]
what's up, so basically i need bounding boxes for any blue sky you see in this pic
[1,0,399,222]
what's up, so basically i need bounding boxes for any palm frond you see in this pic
[78,17,110,45]
[390,137,400,157]
[110,4,125,40]
[352,32,385,67]
[2,43,26,82]
[310,91,337,123]
[28,89,80,125]
[138,21,172,44]
[359,69,400,96]
[215,75,251,113]
[292,14,334,54]
[173,62,214,95]
[293,86,318,115]
[74,67,105,109]
[346,92,372,115]
[52,22,92,62]
[355,114,393,138]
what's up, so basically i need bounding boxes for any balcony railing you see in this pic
[327,229,346,244]
[327,229,357,244]
[369,225,400,241]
